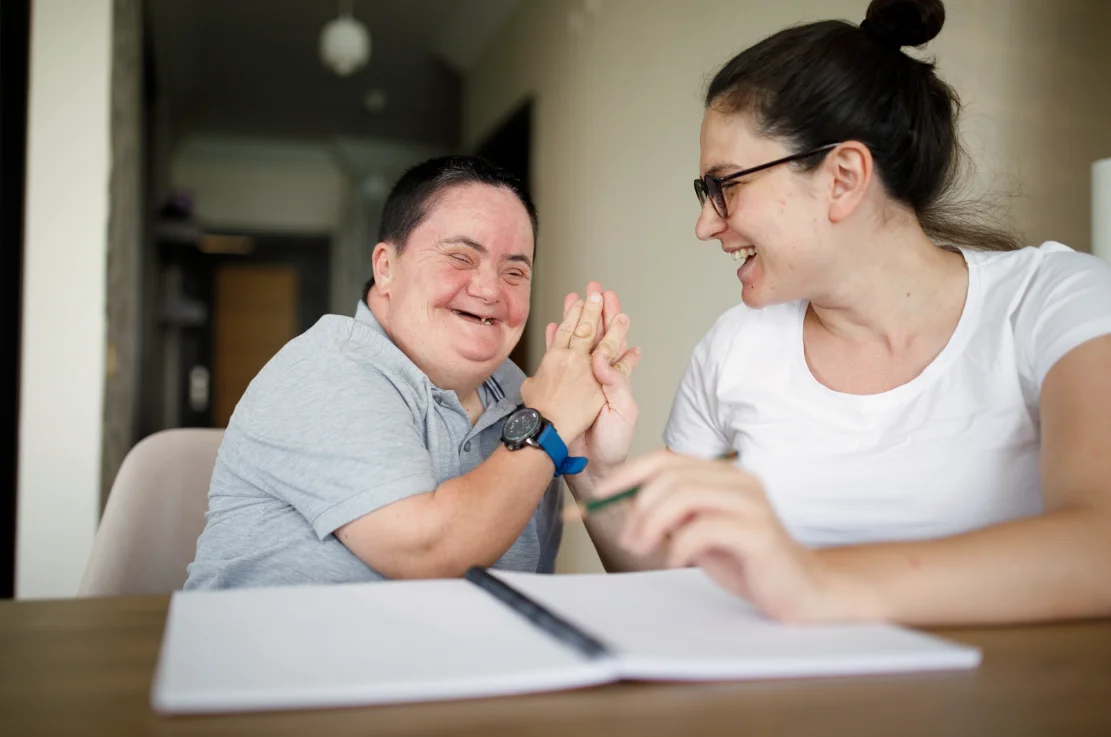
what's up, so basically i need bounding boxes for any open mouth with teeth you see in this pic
[451,309,497,326]
[731,247,757,265]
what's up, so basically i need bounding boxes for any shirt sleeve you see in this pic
[1015,246,1111,393]
[235,350,438,540]
[662,322,733,458]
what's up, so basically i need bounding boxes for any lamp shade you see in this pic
[320,15,370,76]
[1094,158,1111,263]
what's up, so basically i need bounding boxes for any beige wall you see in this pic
[464,0,1111,573]
[170,137,347,236]
[169,135,445,315]
[19,0,113,598]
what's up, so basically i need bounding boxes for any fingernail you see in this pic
[617,314,628,324]
[588,292,602,303]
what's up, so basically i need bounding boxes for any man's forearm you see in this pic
[427,446,557,572]
[337,445,556,578]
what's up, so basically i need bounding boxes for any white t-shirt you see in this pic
[663,243,1111,548]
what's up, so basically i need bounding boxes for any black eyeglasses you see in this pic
[694,143,841,219]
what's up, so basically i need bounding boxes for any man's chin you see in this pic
[452,342,510,368]
[450,330,522,366]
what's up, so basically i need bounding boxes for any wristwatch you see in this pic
[501,407,588,477]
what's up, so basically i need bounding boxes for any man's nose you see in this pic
[467,268,499,301]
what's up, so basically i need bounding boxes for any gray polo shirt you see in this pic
[184,301,563,590]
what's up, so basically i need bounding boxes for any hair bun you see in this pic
[863,0,945,48]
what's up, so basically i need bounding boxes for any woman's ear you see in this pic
[826,141,873,224]
[371,242,396,294]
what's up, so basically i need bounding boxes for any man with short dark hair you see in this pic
[185,157,639,588]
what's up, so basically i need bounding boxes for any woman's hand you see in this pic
[595,450,865,622]
[546,282,640,475]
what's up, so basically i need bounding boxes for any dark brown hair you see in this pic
[365,156,538,296]
[706,0,1020,251]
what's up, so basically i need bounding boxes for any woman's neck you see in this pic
[808,221,967,349]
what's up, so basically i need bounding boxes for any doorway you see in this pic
[476,99,534,371]
[211,264,300,427]
[158,233,330,429]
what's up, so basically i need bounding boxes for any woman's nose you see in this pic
[694,199,726,241]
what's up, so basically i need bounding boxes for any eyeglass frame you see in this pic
[693,142,841,219]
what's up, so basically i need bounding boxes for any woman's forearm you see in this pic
[565,472,665,573]
[821,506,1111,626]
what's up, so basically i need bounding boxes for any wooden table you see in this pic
[2,595,1110,737]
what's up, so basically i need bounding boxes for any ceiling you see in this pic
[147,0,520,147]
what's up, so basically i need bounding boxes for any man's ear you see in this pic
[371,242,396,294]
[826,141,873,224]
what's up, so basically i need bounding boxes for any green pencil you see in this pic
[563,451,737,522]
[567,486,641,520]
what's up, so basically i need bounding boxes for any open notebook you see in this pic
[152,568,980,714]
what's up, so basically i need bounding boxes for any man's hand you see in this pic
[522,292,609,442]
[545,281,640,477]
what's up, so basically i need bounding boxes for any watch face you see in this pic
[503,408,541,443]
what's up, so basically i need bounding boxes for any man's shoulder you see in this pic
[257,314,428,387]
[230,315,428,433]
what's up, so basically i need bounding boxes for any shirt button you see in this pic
[434,396,443,405]
[463,441,472,452]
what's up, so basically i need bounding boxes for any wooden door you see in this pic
[211,265,299,427]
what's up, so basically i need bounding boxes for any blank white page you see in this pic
[495,569,980,680]
[151,578,616,714]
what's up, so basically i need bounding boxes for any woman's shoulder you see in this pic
[692,300,804,366]
[967,242,1111,389]
[967,241,1109,284]
[706,300,803,337]
[967,241,1111,313]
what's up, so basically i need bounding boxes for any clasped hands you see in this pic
[520,280,640,475]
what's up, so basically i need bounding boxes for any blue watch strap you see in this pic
[535,424,589,477]
[558,454,589,476]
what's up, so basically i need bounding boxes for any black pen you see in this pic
[465,567,612,660]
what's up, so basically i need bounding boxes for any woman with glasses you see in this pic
[580,0,1111,625]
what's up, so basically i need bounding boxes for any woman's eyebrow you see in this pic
[704,161,744,177]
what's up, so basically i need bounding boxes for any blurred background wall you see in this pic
[9,0,1110,596]
[464,0,1111,573]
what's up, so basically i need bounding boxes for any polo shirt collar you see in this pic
[353,300,521,429]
